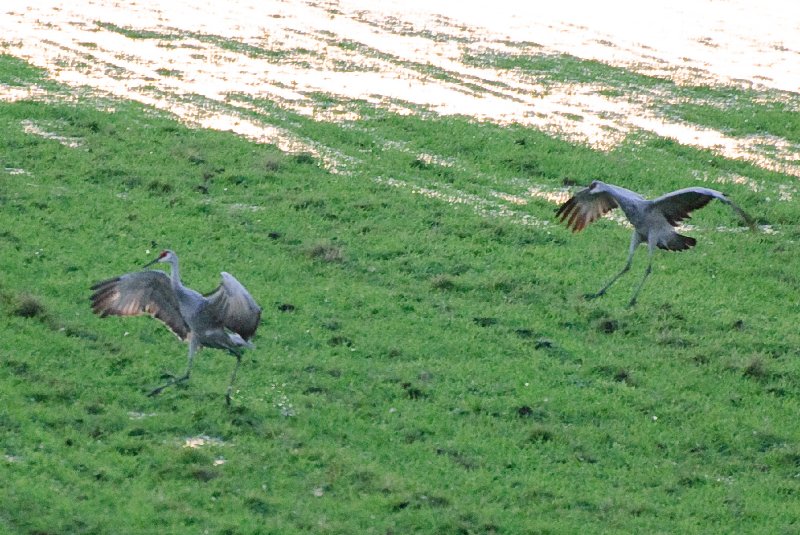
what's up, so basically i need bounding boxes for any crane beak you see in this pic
[143,257,160,268]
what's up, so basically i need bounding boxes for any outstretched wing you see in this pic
[205,272,261,340]
[653,187,755,227]
[90,270,189,340]
[555,186,619,232]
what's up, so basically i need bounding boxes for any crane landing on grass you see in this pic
[90,250,261,405]
[556,181,754,307]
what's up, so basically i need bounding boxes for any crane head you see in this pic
[143,250,175,268]
[587,180,605,194]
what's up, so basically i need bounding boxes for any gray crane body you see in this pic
[169,264,252,353]
[603,184,690,252]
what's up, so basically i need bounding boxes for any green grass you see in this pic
[464,51,671,89]
[94,21,314,62]
[94,21,181,41]
[0,55,61,91]
[668,97,800,144]
[1,53,800,534]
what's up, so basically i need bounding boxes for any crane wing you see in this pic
[555,186,619,232]
[653,187,755,227]
[90,271,189,340]
[205,272,261,340]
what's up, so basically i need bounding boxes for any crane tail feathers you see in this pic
[659,234,696,251]
[229,332,254,349]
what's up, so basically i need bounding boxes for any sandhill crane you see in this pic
[90,250,261,404]
[556,180,754,306]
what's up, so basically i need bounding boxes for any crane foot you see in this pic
[225,384,236,406]
[147,373,190,397]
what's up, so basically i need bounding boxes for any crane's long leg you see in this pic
[225,352,242,406]
[627,236,656,308]
[585,232,641,300]
[148,335,198,397]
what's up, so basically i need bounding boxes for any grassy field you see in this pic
[1,50,800,534]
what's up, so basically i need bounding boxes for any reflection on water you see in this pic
[21,119,83,148]
[375,177,551,227]
[184,435,224,448]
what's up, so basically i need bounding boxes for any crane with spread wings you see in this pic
[91,250,261,404]
[556,181,754,306]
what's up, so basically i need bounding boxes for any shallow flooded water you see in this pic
[1,0,798,206]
